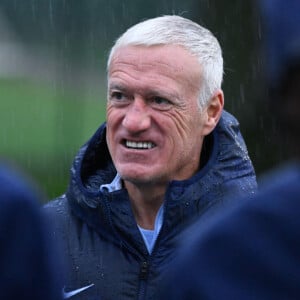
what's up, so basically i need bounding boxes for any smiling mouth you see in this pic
[125,140,156,150]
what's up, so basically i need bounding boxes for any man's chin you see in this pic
[121,174,153,185]
[120,172,164,186]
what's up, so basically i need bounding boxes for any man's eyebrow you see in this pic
[108,84,181,102]
[150,89,177,97]
[108,83,126,91]
[147,89,181,102]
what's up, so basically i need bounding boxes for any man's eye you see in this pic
[150,96,173,111]
[152,97,171,105]
[111,91,124,100]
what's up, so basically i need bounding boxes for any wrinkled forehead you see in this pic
[107,45,202,102]
[108,44,202,79]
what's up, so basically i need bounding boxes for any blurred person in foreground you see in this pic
[44,15,257,299]
[0,164,63,300]
[160,1,300,299]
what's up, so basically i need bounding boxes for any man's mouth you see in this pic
[125,140,156,149]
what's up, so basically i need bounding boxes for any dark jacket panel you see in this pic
[161,163,300,300]
[0,166,63,300]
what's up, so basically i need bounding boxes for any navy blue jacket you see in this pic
[161,163,300,300]
[45,110,257,300]
[0,165,63,300]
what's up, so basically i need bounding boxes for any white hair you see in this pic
[107,15,223,110]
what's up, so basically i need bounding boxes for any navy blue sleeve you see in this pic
[160,166,300,300]
[0,165,63,300]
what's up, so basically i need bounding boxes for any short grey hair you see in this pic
[107,15,223,110]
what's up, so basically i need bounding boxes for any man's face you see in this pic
[106,45,211,186]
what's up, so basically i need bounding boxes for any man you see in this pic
[45,15,257,299]
[160,1,300,299]
[0,164,63,300]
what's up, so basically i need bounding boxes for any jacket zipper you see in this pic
[105,195,151,300]
[138,260,149,300]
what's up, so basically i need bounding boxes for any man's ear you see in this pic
[203,89,224,136]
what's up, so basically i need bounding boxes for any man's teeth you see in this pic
[126,141,155,149]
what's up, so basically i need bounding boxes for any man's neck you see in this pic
[124,181,166,230]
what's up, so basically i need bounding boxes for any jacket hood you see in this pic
[66,110,256,210]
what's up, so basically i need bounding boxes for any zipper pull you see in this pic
[140,261,149,280]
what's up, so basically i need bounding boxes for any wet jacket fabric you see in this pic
[44,110,257,300]
[160,163,300,300]
[0,165,63,300]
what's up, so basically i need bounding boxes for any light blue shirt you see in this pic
[100,173,164,254]
[100,173,123,193]
[137,205,164,254]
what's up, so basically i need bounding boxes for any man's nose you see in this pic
[122,97,151,132]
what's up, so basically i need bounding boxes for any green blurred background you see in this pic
[0,0,284,200]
